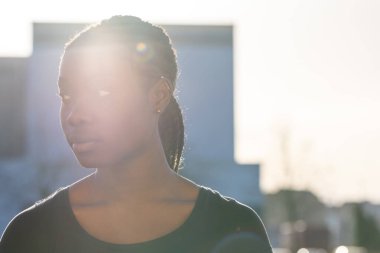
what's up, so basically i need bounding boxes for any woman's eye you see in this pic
[57,92,72,102]
[56,89,111,104]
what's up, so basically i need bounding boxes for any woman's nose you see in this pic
[65,99,93,127]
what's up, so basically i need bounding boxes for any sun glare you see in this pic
[1,0,380,204]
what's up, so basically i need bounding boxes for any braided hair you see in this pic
[62,15,184,172]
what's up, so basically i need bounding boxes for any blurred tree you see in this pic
[354,203,380,251]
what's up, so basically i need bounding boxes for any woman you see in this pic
[0,15,273,253]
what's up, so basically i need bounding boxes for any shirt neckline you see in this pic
[61,184,207,249]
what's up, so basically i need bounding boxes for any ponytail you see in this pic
[158,95,184,172]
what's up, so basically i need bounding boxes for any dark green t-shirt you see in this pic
[0,185,273,253]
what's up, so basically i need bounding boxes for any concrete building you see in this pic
[0,22,262,233]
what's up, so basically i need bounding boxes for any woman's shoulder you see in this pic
[14,185,67,219]
[0,186,68,251]
[199,185,273,249]
[200,185,263,222]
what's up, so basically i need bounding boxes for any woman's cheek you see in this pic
[60,106,70,130]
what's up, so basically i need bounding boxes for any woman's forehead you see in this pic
[59,44,134,80]
[65,43,130,56]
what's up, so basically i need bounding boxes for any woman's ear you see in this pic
[148,77,172,114]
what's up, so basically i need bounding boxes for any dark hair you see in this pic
[62,15,184,172]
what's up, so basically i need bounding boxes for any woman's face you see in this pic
[58,44,157,169]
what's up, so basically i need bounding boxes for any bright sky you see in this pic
[1,0,379,205]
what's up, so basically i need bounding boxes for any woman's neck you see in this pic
[89,137,179,204]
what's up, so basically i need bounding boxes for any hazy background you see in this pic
[1,0,379,206]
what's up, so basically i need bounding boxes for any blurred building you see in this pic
[263,189,330,250]
[264,189,380,252]
[0,22,263,233]
[327,203,358,247]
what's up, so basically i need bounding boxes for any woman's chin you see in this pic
[73,152,108,169]
[71,146,138,170]
[76,159,100,169]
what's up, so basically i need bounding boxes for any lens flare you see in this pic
[134,41,154,63]
[335,246,349,253]
[136,42,147,53]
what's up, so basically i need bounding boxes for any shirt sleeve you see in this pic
[236,205,273,252]
[216,197,274,253]
[236,203,272,245]
[0,207,50,253]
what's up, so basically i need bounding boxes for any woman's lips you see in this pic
[72,140,98,153]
